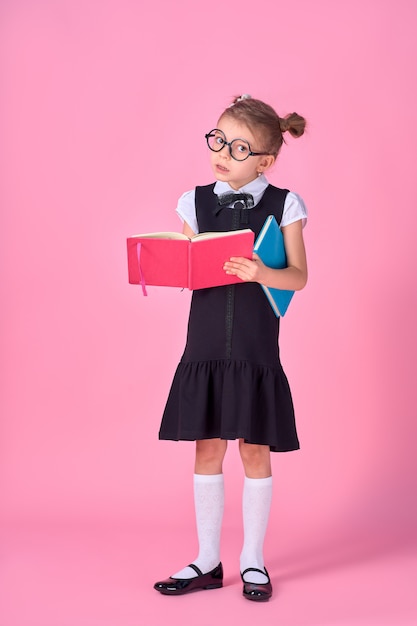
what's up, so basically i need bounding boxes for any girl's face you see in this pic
[208,116,274,190]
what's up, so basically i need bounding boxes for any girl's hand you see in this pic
[224,220,308,290]
[223,253,267,283]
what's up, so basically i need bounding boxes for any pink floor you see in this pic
[1,522,416,626]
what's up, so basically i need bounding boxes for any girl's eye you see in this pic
[215,135,225,145]
[236,143,248,153]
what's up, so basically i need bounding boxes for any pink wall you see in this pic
[1,0,417,553]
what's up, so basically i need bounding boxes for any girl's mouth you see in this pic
[216,164,229,173]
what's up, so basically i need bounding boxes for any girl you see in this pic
[153,95,308,601]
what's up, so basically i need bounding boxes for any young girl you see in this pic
[153,95,308,601]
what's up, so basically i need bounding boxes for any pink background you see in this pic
[1,1,416,624]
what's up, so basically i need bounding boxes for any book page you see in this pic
[191,228,253,242]
[130,231,188,240]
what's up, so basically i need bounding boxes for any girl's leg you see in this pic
[171,438,227,579]
[239,440,272,584]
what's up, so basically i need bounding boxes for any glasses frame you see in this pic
[205,129,271,162]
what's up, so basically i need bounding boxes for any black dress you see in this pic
[158,183,300,452]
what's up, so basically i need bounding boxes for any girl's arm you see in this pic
[183,221,196,238]
[223,219,308,291]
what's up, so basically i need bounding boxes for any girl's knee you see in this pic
[195,439,227,474]
[239,440,271,477]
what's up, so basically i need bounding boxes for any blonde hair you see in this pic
[220,95,306,157]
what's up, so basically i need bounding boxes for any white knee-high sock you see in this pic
[240,476,272,584]
[172,473,224,579]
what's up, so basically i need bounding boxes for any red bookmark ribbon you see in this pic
[136,243,147,296]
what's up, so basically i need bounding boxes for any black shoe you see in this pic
[154,563,223,595]
[241,567,273,602]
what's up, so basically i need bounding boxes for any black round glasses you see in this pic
[205,129,270,162]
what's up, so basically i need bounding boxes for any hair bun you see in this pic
[279,113,306,138]
[279,117,291,132]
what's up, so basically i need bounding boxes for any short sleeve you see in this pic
[175,189,198,234]
[280,192,308,228]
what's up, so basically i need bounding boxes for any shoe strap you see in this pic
[241,567,270,582]
[187,563,204,577]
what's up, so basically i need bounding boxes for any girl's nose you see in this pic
[220,145,231,160]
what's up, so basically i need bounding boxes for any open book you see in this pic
[127,229,255,293]
[254,215,294,317]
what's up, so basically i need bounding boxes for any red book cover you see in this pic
[127,229,255,291]
[127,235,189,288]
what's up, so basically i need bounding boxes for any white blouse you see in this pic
[176,174,307,234]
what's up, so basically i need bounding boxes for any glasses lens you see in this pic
[206,129,226,152]
[230,139,251,161]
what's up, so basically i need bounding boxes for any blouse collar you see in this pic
[213,174,269,208]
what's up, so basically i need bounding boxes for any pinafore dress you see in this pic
[158,183,299,452]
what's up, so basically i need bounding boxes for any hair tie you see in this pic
[279,117,290,132]
[229,94,252,107]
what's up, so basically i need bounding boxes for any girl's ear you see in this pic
[257,155,275,174]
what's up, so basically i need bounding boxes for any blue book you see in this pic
[253,215,294,317]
